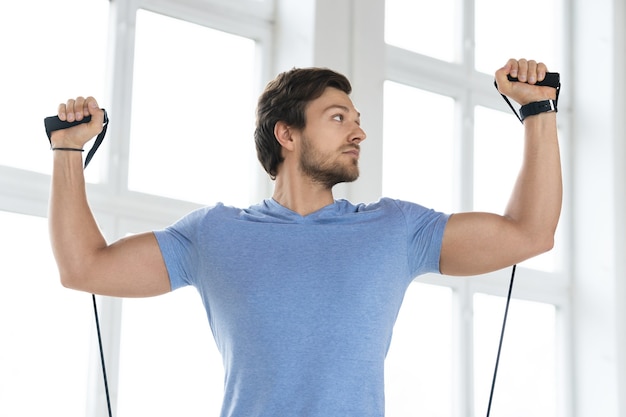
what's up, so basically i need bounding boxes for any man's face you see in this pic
[296,87,367,188]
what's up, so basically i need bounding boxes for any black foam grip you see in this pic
[44,115,93,141]
[507,72,560,88]
[44,109,109,168]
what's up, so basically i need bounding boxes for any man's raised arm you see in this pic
[48,96,170,297]
[440,58,562,276]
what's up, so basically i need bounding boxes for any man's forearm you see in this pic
[504,112,562,249]
[48,151,107,287]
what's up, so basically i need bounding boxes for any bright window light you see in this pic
[0,211,92,416]
[0,0,108,181]
[384,0,457,62]
[473,293,557,417]
[475,0,562,75]
[128,9,258,207]
[383,81,456,213]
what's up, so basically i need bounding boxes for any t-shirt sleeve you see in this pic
[394,200,450,276]
[153,208,205,291]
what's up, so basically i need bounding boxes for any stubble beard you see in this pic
[299,134,360,189]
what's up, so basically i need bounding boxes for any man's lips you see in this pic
[342,147,360,158]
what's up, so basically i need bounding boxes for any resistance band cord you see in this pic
[485,265,516,417]
[92,294,113,417]
[44,111,112,417]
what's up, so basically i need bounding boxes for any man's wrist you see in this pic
[519,99,558,122]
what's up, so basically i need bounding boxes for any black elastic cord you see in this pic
[485,264,516,417]
[92,294,113,417]
[84,111,108,168]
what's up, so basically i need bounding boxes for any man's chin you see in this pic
[333,170,360,186]
[305,163,360,187]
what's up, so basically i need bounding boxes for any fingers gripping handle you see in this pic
[44,109,109,168]
[495,72,561,123]
[44,114,93,138]
[506,72,560,88]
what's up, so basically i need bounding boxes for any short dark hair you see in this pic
[254,67,352,179]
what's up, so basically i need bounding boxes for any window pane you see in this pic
[384,0,457,62]
[117,287,224,417]
[473,106,523,213]
[385,282,453,417]
[383,81,455,212]
[0,0,108,180]
[0,211,92,416]
[128,10,258,206]
[473,293,557,417]
[475,0,562,75]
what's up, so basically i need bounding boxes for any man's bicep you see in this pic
[439,212,527,277]
[85,231,172,298]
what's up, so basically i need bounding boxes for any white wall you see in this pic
[571,0,625,415]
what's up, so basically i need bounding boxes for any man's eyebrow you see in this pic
[324,104,361,118]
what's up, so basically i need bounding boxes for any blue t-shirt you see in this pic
[154,197,449,417]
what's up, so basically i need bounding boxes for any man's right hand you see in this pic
[51,96,105,149]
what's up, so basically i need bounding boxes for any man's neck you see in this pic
[272,175,335,216]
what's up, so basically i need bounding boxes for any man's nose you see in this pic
[351,124,367,143]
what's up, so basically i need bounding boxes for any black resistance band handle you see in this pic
[44,109,109,169]
[44,110,113,417]
[506,72,560,88]
[45,114,93,134]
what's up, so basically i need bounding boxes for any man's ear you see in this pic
[274,121,295,151]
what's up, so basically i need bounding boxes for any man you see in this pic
[49,58,561,416]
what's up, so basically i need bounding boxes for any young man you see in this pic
[49,58,561,416]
